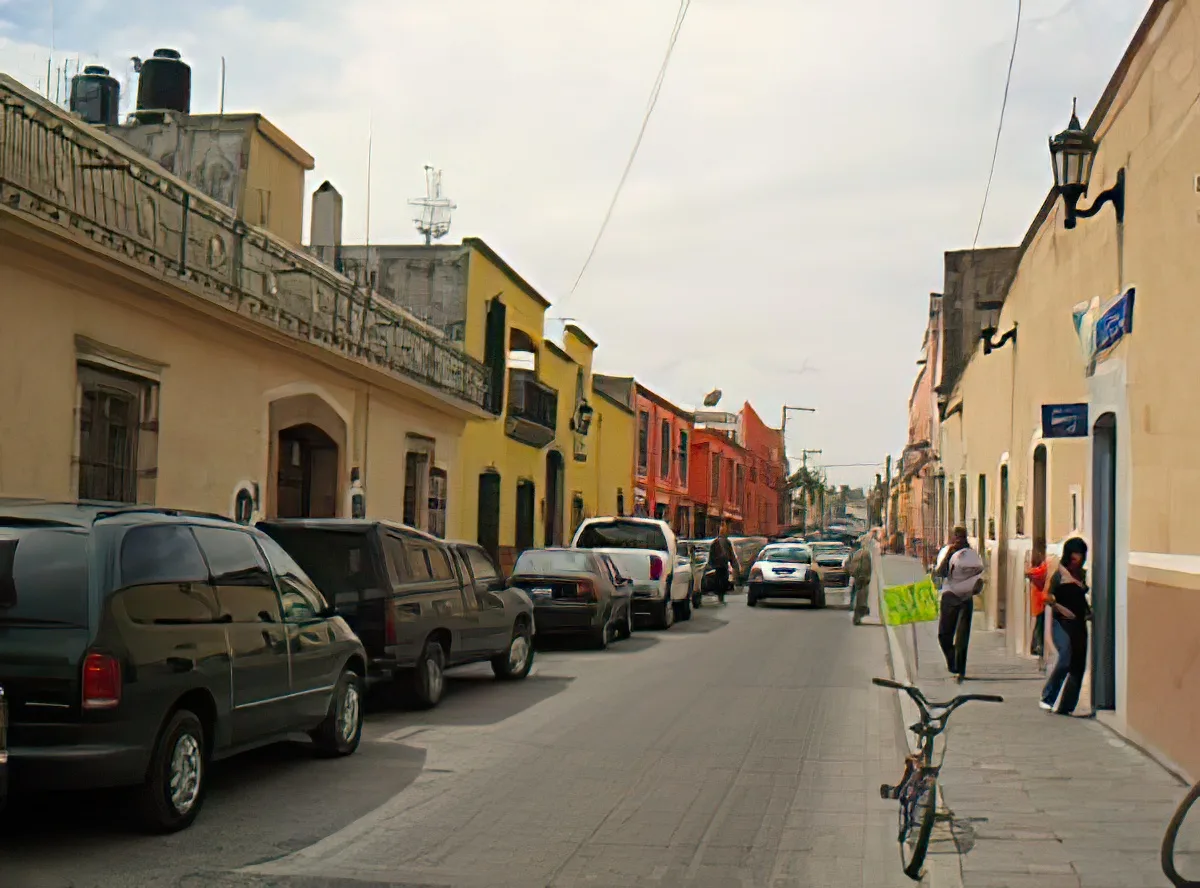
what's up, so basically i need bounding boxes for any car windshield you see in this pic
[513,550,594,574]
[575,521,668,551]
[0,524,90,626]
[762,546,810,564]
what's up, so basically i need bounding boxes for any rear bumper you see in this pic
[533,603,601,634]
[9,741,149,791]
[750,581,820,601]
[818,570,848,586]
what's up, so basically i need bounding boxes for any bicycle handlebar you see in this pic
[872,677,1004,713]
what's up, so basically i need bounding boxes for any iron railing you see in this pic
[0,77,490,412]
[507,369,558,432]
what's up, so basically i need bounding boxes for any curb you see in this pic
[872,543,964,888]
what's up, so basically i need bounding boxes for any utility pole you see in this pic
[883,454,893,541]
[780,405,816,527]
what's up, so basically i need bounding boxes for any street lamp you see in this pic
[1049,99,1125,230]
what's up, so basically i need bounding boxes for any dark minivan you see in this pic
[0,501,367,832]
[258,520,535,709]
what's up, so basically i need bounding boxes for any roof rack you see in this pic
[92,506,231,523]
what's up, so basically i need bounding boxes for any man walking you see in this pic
[936,526,984,683]
[848,539,872,625]
[707,523,736,605]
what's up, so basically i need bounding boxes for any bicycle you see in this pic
[873,677,1004,880]
[1162,779,1200,886]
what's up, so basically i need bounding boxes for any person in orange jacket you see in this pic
[1026,543,1048,656]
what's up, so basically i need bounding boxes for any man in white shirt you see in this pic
[935,526,984,683]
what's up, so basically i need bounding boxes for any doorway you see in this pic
[1092,413,1118,711]
[276,424,339,518]
[545,451,565,547]
[1032,445,1048,555]
[515,479,536,552]
[997,464,1009,630]
[478,471,501,564]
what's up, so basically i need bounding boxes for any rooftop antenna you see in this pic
[408,165,455,246]
[46,0,54,99]
[219,57,226,116]
[364,115,373,287]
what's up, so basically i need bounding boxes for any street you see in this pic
[0,591,914,888]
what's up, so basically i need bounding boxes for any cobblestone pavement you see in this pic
[878,554,1190,888]
[1,589,922,888]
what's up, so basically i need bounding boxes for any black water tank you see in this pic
[69,65,120,126]
[136,48,191,114]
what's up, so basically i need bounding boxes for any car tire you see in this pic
[815,587,827,609]
[655,595,675,630]
[747,594,758,607]
[134,708,207,834]
[616,604,634,640]
[311,666,364,758]
[674,595,692,622]
[493,620,535,679]
[592,615,611,650]
[403,637,447,709]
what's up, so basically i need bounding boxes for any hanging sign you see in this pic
[882,575,940,625]
[1041,403,1089,438]
[1072,287,1135,376]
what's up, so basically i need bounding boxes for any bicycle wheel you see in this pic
[1163,781,1200,887]
[899,774,938,880]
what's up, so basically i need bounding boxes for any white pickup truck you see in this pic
[570,517,694,629]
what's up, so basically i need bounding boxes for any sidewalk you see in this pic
[878,553,1186,888]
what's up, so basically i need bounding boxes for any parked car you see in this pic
[571,517,693,628]
[258,520,535,709]
[0,500,367,833]
[810,541,850,587]
[747,543,825,607]
[0,683,7,815]
[507,548,633,649]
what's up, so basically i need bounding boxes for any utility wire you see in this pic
[971,0,1023,249]
[567,0,691,298]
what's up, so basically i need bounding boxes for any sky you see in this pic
[0,0,1148,488]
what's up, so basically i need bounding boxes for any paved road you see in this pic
[0,590,916,888]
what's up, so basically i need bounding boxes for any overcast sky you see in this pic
[1,0,1147,487]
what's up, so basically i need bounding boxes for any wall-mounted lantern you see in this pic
[570,400,595,435]
[1049,100,1125,230]
[981,323,1017,356]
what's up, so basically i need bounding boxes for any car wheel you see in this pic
[747,593,758,607]
[815,587,827,609]
[674,594,692,622]
[616,603,634,640]
[492,620,535,680]
[592,614,611,650]
[134,708,207,833]
[655,595,675,630]
[311,666,364,757]
[403,637,447,709]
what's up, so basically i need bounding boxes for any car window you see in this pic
[600,554,625,585]
[406,539,454,582]
[762,546,811,564]
[258,526,375,610]
[193,526,280,623]
[381,532,411,585]
[255,533,329,619]
[574,521,668,551]
[0,526,90,626]
[464,546,500,584]
[513,550,595,574]
[120,525,209,587]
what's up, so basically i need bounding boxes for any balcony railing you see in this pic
[0,77,490,412]
[506,369,557,448]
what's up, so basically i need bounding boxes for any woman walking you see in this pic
[1040,537,1091,715]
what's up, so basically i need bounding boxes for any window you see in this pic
[255,526,372,609]
[513,550,595,574]
[428,468,448,538]
[257,533,325,600]
[277,575,325,622]
[464,546,500,584]
[660,419,671,477]
[194,527,279,623]
[406,539,454,582]
[977,474,988,543]
[711,455,721,499]
[654,503,668,521]
[403,451,429,529]
[575,520,668,551]
[118,525,217,624]
[736,464,746,504]
[571,493,585,535]
[0,526,90,626]
[637,411,650,473]
[679,431,689,484]
[77,362,159,504]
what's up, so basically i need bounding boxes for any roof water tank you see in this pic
[69,65,121,126]
[136,49,191,114]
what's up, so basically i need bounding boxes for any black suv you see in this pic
[257,520,535,708]
[0,501,367,832]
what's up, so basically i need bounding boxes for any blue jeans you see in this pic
[1041,619,1086,713]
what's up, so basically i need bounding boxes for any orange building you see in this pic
[633,384,694,536]
[738,402,788,537]
[688,427,747,537]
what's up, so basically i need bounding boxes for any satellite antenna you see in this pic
[408,165,456,246]
[703,389,722,407]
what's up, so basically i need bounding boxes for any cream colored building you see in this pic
[935,0,1200,778]
[0,74,491,536]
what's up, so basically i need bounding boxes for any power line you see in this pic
[566,0,691,299]
[971,0,1023,250]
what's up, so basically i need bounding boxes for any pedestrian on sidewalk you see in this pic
[707,524,736,605]
[848,539,872,625]
[1025,543,1049,656]
[1041,537,1091,715]
[936,526,984,683]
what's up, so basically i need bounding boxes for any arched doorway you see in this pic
[997,463,1009,630]
[545,450,565,547]
[478,471,501,564]
[276,423,339,518]
[1032,445,1048,555]
[515,480,536,553]
[268,392,348,519]
[1092,413,1118,710]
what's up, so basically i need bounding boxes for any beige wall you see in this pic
[0,237,467,534]
[244,128,307,246]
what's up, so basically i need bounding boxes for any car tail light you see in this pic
[750,567,763,582]
[649,555,663,581]
[82,652,121,711]
[384,602,397,645]
[575,579,597,601]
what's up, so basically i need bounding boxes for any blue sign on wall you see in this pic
[1094,287,1135,355]
[1042,403,1089,438]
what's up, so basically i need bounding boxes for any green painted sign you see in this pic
[882,575,940,625]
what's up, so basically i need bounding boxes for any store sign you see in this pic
[1073,287,1135,376]
[1041,403,1089,438]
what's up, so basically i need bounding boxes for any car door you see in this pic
[379,531,467,666]
[255,534,339,728]
[192,526,292,745]
[458,544,510,655]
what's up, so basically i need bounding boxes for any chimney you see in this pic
[310,181,343,271]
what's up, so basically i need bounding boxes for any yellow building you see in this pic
[935,0,1200,778]
[339,239,635,571]
[0,74,490,533]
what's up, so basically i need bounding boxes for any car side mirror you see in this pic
[318,605,337,619]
